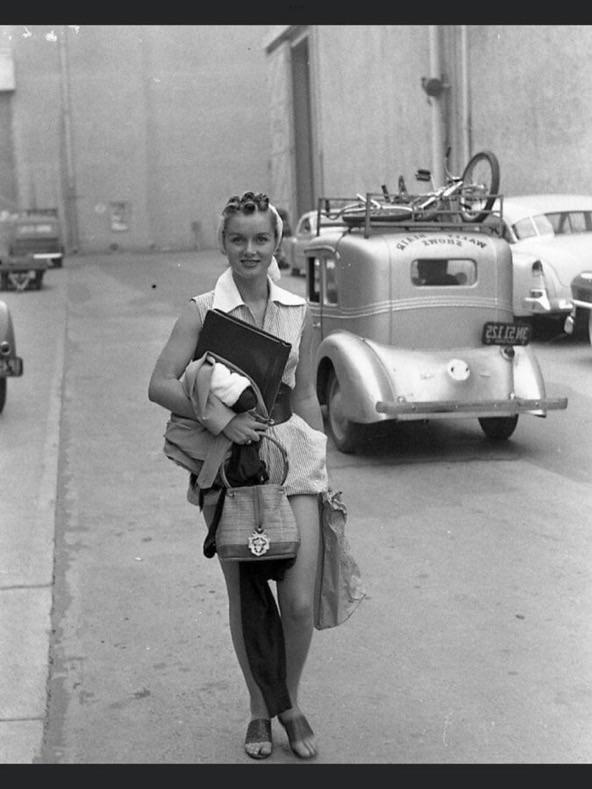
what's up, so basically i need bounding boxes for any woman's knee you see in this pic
[280,590,314,626]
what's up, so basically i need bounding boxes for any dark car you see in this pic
[0,299,23,413]
[0,210,64,291]
[564,270,592,345]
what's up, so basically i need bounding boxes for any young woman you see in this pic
[148,191,328,760]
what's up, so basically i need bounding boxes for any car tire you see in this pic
[326,370,363,453]
[478,415,518,440]
[0,377,6,413]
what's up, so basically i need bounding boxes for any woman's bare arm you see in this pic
[148,300,202,419]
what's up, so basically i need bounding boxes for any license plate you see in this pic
[482,321,531,345]
[0,356,23,376]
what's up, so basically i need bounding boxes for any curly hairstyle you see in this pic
[222,191,270,215]
[217,191,283,253]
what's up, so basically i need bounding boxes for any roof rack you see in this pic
[316,194,504,238]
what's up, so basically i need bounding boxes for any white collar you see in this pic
[212,267,306,311]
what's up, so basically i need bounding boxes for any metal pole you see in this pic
[428,25,445,186]
[58,25,79,252]
[459,25,471,164]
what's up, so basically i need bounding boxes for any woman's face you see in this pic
[224,211,276,280]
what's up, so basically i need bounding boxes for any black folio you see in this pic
[194,308,291,412]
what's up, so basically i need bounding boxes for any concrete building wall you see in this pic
[467,25,592,195]
[266,24,592,228]
[4,24,592,253]
[1,24,272,252]
[315,25,432,196]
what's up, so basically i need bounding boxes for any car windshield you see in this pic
[512,214,554,240]
[512,209,592,240]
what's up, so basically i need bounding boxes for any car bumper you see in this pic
[376,395,568,420]
[522,292,572,314]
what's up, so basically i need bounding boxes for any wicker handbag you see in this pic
[215,434,300,562]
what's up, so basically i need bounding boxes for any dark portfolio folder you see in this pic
[193,308,291,412]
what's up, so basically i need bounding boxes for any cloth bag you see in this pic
[314,489,366,629]
[215,434,300,562]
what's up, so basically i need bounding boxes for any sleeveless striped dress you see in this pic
[191,268,328,497]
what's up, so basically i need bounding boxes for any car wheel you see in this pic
[326,370,363,453]
[0,377,6,413]
[478,415,518,440]
[290,266,301,277]
[54,256,63,268]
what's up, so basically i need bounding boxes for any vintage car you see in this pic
[488,194,592,324]
[564,270,592,345]
[0,209,63,291]
[9,210,64,268]
[0,300,24,413]
[303,197,568,453]
[280,208,347,276]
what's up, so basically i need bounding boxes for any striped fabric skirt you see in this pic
[263,414,328,497]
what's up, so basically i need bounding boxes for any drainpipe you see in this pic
[427,25,445,186]
[58,25,79,252]
[459,25,471,164]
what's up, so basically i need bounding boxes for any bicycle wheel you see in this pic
[459,150,500,222]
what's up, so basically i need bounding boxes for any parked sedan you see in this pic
[280,209,347,276]
[0,299,23,413]
[303,197,567,453]
[490,194,592,323]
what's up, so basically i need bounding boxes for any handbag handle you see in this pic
[220,433,290,488]
[204,350,269,420]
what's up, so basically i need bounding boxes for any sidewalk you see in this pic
[0,269,68,763]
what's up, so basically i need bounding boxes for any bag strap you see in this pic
[202,487,227,558]
[219,433,289,488]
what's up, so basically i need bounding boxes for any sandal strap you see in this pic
[245,718,272,744]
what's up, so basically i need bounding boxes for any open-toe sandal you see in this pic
[244,718,272,760]
[279,714,317,760]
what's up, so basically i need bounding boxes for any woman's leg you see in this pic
[276,493,320,757]
[203,503,272,758]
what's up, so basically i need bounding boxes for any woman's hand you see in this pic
[222,412,268,445]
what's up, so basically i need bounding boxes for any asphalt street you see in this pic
[1,249,592,765]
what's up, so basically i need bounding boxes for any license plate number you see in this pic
[482,321,531,345]
[0,356,23,376]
